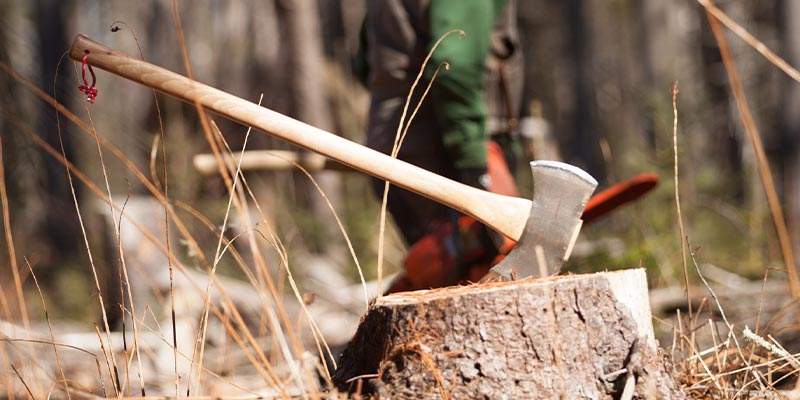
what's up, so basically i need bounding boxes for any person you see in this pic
[357,0,524,292]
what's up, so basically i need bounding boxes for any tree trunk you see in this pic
[334,269,683,399]
[781,0,800,264]
[284,0,346,260]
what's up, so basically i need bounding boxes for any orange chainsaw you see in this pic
[387,146,659,294]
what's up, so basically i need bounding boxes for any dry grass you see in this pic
[702,0,800,301]
[0,23,347,397]
[665,5,800,398]
[668,296,800,399]
[375,28,464,299]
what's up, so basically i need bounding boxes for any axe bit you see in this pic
[68,35,598,281]
[485,161,597,281]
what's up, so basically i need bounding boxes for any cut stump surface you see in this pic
[333,268,684,399]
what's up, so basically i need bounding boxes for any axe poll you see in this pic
[69,34,597,279]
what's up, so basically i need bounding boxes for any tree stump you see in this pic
[333,269,684,399]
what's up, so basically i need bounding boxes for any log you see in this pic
[192,150,348,175]
[333,269,684,399]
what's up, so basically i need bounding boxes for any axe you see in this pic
[192,151,658,224]
[69,35,596,279]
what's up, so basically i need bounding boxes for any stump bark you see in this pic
[333,269,684,399]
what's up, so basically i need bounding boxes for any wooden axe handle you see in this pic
[69,35,532,240]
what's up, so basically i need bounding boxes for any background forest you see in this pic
[0,0,799,398]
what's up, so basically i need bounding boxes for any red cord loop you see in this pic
[77,50,98,104]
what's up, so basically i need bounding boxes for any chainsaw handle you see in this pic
[69,35,532,240]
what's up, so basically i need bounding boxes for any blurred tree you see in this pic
[32,0,83,271]
[779,0,800,260]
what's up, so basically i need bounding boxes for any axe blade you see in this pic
[488,161,597,280]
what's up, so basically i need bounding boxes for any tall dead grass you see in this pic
[668,3,800,398]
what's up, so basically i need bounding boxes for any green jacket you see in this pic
[358,0,519,171]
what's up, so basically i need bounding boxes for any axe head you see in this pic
[487,161,597,280]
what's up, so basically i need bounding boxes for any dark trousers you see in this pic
[369,155,457,246]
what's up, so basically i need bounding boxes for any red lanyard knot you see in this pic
[77,50,98,104]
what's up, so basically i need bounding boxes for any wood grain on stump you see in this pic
[333,269,684,399]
